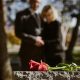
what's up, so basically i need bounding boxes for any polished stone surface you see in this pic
[14,71,80,80]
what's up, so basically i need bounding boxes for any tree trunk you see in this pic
[66,13,80,63]
[0,0,13,80]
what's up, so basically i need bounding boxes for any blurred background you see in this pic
[2,0,80,70]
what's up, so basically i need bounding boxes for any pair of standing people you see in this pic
[15,0,65,71]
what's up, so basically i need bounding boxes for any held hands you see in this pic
[35,36,44,47]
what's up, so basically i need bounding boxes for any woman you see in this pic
[41,5,65,67]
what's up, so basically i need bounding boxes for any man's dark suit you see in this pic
[15,8,44,70]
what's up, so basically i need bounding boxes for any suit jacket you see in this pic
[15,8,43,61]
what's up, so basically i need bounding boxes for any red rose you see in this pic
[29,60,48,71]
[29,60,40,71]
[38,60,48,71]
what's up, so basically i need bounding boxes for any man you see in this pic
[15,0,44,70]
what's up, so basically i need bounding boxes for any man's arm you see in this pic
[14,12,44,46]
[14,12,36,44]
[15,13,22,39]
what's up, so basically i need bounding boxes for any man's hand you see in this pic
[35,36,44,47]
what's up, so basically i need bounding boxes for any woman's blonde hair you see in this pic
[41,5,58,21]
